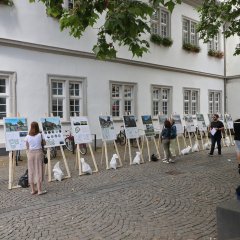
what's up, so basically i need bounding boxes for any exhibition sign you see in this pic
[158,114,168,132]
[123,115,139,139]
[70,116,92,144]
[196,114,207,131]
[184,115,196,132]
[225,114,233,129]
[171,114,184,134]
[4,117,28,151]
[99,115,116,141]
[40,117,65,147]
[141,115,155,137]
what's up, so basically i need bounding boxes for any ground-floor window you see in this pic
[209,90,222,114]
[152,86,171,117]
[49,75,86,120]
[183,88,199,115]
[110,82,136,118]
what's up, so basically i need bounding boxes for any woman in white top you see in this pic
[25,122,46,195]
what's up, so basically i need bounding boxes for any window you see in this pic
[151,8,170,37]
[208,34,220,51]
[183,89,199,115]
[68,0,74,9]
[152,86,171,116]
[49,76,86,120]
[182,18,198,45]
[110,83,136,117]
[209,91,222,114]
[0,73,16,121]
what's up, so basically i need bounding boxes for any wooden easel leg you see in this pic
[128,139,132,165]
[145,137,151,162]
[88,144,98,172]
[60,146,71,178]
[153,138,161,159]
[75,145,78,170]
[113,141,122,167]
[200,131,204,150]
[100,143,104,166]
[136,138,144,163]
[8,151,13,190]
[188,132,192,148]
[12,151,16,186]
[47,148,52,182]
[183,135,187,148]
[76,144,82,175]
[124,140,127,162]
[176,136,181,155]
[104,141,109,170]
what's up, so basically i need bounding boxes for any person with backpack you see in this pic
[170,119,177,159]
[161,119,174,163]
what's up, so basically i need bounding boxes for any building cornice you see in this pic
[0,38,224,79]
[226,75,240,80]
[182,0,203,8]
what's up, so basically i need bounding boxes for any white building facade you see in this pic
[1,0,238,148]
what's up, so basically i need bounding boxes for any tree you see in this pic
[29,0,181,59]
[197,0,240,56]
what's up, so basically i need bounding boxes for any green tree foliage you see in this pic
[29,0,181,59]
[0,0,13,6]
[198,0,240,56]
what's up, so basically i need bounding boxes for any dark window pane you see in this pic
[0,86,6,93]
[0,98,6,104]
[0,105,6,112]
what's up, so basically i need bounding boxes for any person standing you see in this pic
[161,119,174,163]
[208,114,224,156]
[25,122,46,195]
[233,119,240,174]
[170,118,177,159]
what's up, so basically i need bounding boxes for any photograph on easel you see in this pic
[183,114,196,132]
[171,114,184,134]
[141,115,155,137]
[196,113,207,131]
[123,115,139,139]
[70,116,92,144]
[4,117,28,151]
[40,117,65,147]
[158,114,168,131]
[99,115,116,141]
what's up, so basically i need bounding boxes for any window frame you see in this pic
[110,81,137,120]
[208,90,222,114]
[182,17,199,46]
[151,85,172,118]
[151,7,171,38]
[0,72,16,123]
[183,88,200,115]
[48,75,87,121]
[208,32,220,51]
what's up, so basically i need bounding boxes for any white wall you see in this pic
[0,45,224,144]
[0,0,224,75]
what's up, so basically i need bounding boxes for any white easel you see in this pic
[224,114,235,146]
[44,114,71,182]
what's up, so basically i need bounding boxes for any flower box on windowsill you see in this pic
[208,50,224,59]
[182,43,201,53]
[150,34,173,47]
[0,0,13,6]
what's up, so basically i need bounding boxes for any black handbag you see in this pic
[18,169,29,188]
[41,134,48,164]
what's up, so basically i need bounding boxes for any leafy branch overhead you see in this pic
[198,0,240,56]
[29,0,182,59]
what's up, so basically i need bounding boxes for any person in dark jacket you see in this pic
[208,114,224,156]
[161,119,174,163]
[233,119,240,174]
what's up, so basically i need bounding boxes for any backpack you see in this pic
[18,169,29,188]
[170,125,177,139]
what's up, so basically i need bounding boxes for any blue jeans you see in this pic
[210,137,221,155]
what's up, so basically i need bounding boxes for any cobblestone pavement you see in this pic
[0,143,239,240]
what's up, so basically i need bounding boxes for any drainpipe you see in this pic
[223,24,227,114]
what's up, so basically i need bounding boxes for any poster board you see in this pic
[99,115,116,141]
[171,114,184,134]
[70,116,92,144]
[141,115,155,137]
[158,114,168,132]
[225,113,233,129]
[123,115,139,139]
[4,117,28,151]
[183,115,196,132]
[40,117,65,147]
[196,113,207,131]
